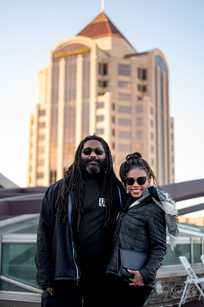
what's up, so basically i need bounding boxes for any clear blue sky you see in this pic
[0,0,204,187]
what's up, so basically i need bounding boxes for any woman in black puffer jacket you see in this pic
[106,152,178,307]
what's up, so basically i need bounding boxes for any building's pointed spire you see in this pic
[101,0,104,12]
[77,11,125,40]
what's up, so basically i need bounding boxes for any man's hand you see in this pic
[128,270,144,288]
[45,287,53,296]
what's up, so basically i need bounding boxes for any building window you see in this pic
[65,56,77,102]
[136,131,143,139]
[112,155,115,163]
[38,110,46,116]
[150,107,153,115]
[37,159,44,166]
[112,116,115,123]
[96,115,104,122]
[138,85,147,92]
[112,103,115,110]
[112,129,115,136]
[171,122,173,129]
[98,63,109,75]
[38,122,46,129]
[171,145,174,151]
[136,118,143,126]
[118,64,131,76]
[142,69,147,80]
[171,133,174,140]
[136,105,143,113]
[96,128,104,134]
[150,145,154,153]
[118,93,131,101]
[112,142,115,150]
[50,170,57,185]
[37,172,44,179]
[38,134,45,141]
[150,132,153,140]
[172,167,174,174]
[150,120,153,127]
[118,106,131,113]
[171,156,174,163]
[83,54,90,100]
[96,102,104,109]
[118,144,132,152]
[118,81,131,89]
[150,158,154,166]
[38,146,45,154]
[98,80,109,88]
[118,131,131,139]
[82,103,89,139]
[118,118,131,126]
[138,68,147,80]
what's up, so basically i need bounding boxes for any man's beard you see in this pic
[80,157,107,174]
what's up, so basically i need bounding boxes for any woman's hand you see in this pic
[45,287,53,296]
[128,270,144,287]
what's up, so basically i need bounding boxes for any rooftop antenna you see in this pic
[101,0,104,12]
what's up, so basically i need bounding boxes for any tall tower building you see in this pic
[27,11,175,187]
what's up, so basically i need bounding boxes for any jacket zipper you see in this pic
[108,211,125,266]
[72,238,79,285]
[68,194,80,285]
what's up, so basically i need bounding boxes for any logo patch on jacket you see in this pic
[99,198,106,207]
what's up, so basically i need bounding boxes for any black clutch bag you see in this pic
[118,248,149,280]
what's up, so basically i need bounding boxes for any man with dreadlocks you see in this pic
[35,135,126,307]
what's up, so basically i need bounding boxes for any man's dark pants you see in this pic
[41,267,123,307]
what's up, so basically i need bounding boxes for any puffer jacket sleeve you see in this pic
[35,185,56,289]
[139,208,167,284]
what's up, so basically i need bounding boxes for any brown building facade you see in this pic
[27,11,175,187]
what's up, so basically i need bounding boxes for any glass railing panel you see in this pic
[1,243,39,292]
[163,244,191,265]
[11,224,38,234]
[193,243,202,263]
[0,215,39,234]
[0,280,32,292]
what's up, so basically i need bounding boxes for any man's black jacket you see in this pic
[106,199,167,288]
[35,179,81,289]
[35,178,122,289]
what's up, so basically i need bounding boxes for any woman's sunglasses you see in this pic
[82,147,104,156]
[125,176,147,186]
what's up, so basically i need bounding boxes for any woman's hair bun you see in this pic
[126,152,142,161]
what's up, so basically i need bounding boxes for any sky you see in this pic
[0,0,204,188]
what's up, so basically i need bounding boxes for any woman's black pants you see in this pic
[117,280,152,307]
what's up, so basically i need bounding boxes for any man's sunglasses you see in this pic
[82,147,104,156]
[125,176,147,186]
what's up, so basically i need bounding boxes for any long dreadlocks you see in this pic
[55,135,126,240]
